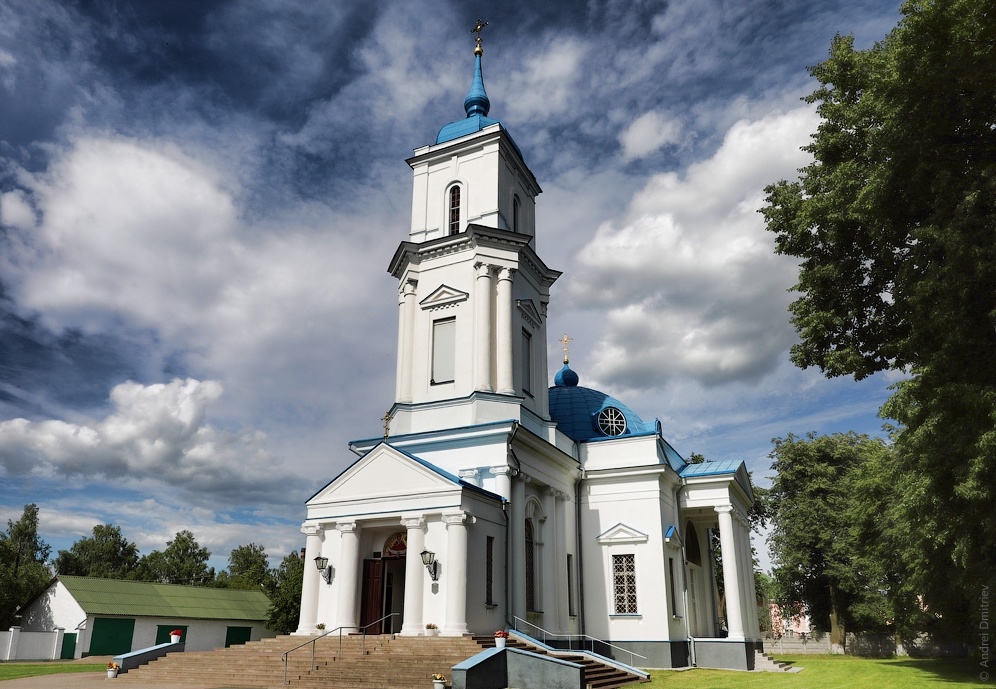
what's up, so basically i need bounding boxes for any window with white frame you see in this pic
[431,317,455,384]
[612,553,638,614]
[448,185,461,235]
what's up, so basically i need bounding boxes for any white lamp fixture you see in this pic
[314,555,333,584]
[420,549,439,581]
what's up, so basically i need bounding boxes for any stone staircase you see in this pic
[115,633,649,689]
[753,649,803,673]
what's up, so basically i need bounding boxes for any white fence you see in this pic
[0,627,67,660]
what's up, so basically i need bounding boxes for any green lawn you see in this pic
[645,655,989,689]
[0,662,105,681]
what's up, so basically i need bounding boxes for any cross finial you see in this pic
[470,19,489,56]
[560,334,573,364]
[382,410,391,439]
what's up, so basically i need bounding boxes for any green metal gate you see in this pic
[224,626,252,647]
[59,632,77,659]
[88,618,135,656]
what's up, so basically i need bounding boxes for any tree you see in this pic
[54,524,139,578]
[133,530,214,585]
[216,543,273,590]
[767,432,903,651]
[761,0,996,639]
[266,551,304,635]
[0,504,52,627]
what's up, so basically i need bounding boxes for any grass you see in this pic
[0,661,106,681]
[644,655,990,689]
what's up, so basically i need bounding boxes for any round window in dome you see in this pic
[597,407,627,436]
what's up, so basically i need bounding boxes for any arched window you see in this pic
[524,518,536,611]
[448,185,461,235]
[512,195,520,233]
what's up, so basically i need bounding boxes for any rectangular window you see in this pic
[486,536,495,605]
[431,317,456,384]
[612,554,638,614]
[567,554,576,616]
[521,329,533,395]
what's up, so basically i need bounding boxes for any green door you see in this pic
[89,618,135,656]
[224,626,252,647]
[60,632,77,659]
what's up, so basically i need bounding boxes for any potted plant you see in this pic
[107,661,120,678]
[431,672,446,689]
[494,629,509,649]
[425,622,438,637]
[169,629,183,643]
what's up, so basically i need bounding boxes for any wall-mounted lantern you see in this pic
[420,549,439,581]
[314,555,333,584]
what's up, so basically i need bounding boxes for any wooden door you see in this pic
[359,559,384,633]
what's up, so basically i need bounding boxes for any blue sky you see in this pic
[0,0,903,572]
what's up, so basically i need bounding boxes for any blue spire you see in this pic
[464,53,490,117]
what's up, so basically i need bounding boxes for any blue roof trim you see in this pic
[679,459,742,477]
[350,418,518,449]
[308,440,505,504]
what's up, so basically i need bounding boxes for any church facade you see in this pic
[296,35,761,671]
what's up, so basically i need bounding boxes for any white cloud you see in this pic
[0,189,36,229]
[619,110,684,161]
[566,106,818,390]
[0,378,302,505]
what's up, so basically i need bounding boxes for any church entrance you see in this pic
[359,531,409,634]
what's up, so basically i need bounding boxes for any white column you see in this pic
[491,466,513,501]
[510,473,526,619]
[715,506,745,640]
[398,280,417,403]
[400,516,426,636]
[442,512,471,636]
[295,525,322,634]
[540,488,560,633]
[474,262,493,392]
[333,522,361,631]
[555,492,571,630]
[496,267,515,394]
[741,519,759,638]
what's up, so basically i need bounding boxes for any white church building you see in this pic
[296,32,761,671]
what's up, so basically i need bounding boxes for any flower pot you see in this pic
[107,669,118,679]
[433,680,445,689]
[170,634,181,643]
[495,637,506,649]
[425,628,438,637]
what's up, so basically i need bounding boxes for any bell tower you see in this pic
[387,24,560,436]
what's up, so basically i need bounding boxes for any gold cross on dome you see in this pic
[382,410,391,439]
[560,333,573,364]
[470,19,489,54]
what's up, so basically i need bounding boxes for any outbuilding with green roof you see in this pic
[18,575,274,658]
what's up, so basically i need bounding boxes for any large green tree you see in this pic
[266,551,304,635]
[133,530,214,585]
[216,543,274,590]
[768,433,904,650]
[761,0,996,638]
[0,504,52,628]
[54,524,139,578]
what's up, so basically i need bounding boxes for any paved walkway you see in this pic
[0,675,232,689]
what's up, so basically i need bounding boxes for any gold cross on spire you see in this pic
[470,19,489,55]
[382,410,391,439]
[560,333,573,364]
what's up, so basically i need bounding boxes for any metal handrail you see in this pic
[281,613,400,685]
[510,616,648,668]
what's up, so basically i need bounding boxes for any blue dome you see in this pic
[548,364,657,442]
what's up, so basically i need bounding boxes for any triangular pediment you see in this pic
[308,443,460,507]
[420,284,469,311]
[596,522,649,545]
[516,298,541,328]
